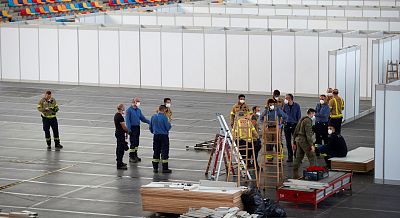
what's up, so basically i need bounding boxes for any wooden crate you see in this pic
[140,186,243,214]
[330,147,374,173]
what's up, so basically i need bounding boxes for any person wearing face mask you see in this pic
[125,97,150,163]
[260,99,287,161]
[315,125,347,169]
[251,106,262,168]
[326,87,334,102]
[314,95,330,145]
[328,89,345,134]
[292,108,317,179]
[230,94,250,128]
[282,94,301,163]
[163,98,172,122]
[114,104,129,170]
[270,89,284,109]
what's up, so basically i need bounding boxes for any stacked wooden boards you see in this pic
[140,181,244,214]
[330,147,374,172]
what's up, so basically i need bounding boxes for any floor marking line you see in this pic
[29,186,86,208]
[335,206,400,214]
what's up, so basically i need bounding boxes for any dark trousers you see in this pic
[284,123,297,159]
[129,126,140,157]
[254,139,261,168]
[42,116,60,146]
[329,117,343,134]
[153,134,170,162]
[315,122,328,145]
[115,133,127,167]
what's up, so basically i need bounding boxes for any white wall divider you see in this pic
[119,26,141,87]
[182,28,205,90]
[272,30,295,94]
[226,29,249,92]
[58,25,79,83]
[225,0,400,6]
[19,25,39,81]
[204,28,226,91]
[375,81,400,186]
[78,25,99,85]
[140,26,162,88]
[328,45,361,122]
[99,26,119,85]
[372,35,400,85]
[1,24,20,80]
[39,25,59,82]
[161,27,183,89]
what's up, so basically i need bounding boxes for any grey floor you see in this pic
[0,81,399,218]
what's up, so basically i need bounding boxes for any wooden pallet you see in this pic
[330,147,374,172]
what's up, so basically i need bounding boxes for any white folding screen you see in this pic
[161,29,183,88]
[248,31,272,92]
[99,27,119,85]
[58,26,79,83]
[19,27,39,81]
[272,32,295,94]
[204,30,226,91]
[38,26,59,82]
[182,29,204,90]
[226,31,249,92]
[1,26,20,80]
[119,27,141,87]
[140,28,161,88]
[319,34,343,94]
[78,27,99,84]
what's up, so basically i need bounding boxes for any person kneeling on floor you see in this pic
[315,125,348,169]
[150,105,172,173]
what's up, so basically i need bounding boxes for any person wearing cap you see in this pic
[114,104,129,170]
[315,125,347,169]
[230,94,250,128]
[125,97,150,163]
[328,89,345,134]
[37,90,63,150]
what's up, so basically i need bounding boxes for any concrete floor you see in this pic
[0,81,399,218]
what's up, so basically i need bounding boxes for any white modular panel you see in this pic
[310,8,327,16]
[288,18,307,29]
[364,0,380,6]
[308,19,327,29]
[367,38,375,98]
[363,9,380,17]
[249,34,271,92]
[19,28,39,81]
[1,27,19,80]
[381,0,396,6]
[158,15,175,26]
[258,0,273,3]
[249,17,268,28]
[327,9,345,17]
[161,31,183,88]
[275,8,292,16]
[176,15,194,26]
[273,0,288,3]
[378,40,385,83]
[269,17,288,28]
[182,32,204,90]
[140,14,157,25]
[59,28,78,83]
[345,9,362,17]
[122,15,140,25]
[345,50,356,120]
[381,10,399,17]
[319,36,342,94]
[384,89,400,182]
[320,0,333,5]
[98,30,119,85]
[193,6,209,13]
[295,35,319,95]
[119,30,140,86]
[210,5,226,14]
[85,16,96,24]
[38,28,58,82]
[327,19,348,30]
[194,15,212,26]
[348,20,368,30]
[288,0,302,4]
[226,7,242,14]
[179,5,193,13]
[272,34,295,93]
[78,29,99,84]
[344,37,368,98]
[140,30,161,87]
[383,39,393,67]
[391,37,399,62]
[335,52,346,101]
[348,0,361,5]
[105,15,121,24]
[292,8,309,16]
[369,21,389,31]
[328,53,336,87]
[371,42,379,105]
[242,7,259,15]
[212,16,230,27]
[204,32,226,91]
[230,17,249,27]
[258,8,276,16]
[355,48,360,115]
[390,21,400,31]
[95,14,105,24]
[227,34,248,92]
[303,0,318,4]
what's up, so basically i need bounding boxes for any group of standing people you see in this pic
[229,88,348,178]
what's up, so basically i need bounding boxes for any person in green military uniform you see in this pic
[37,90,63,151]
[292,108,317,178]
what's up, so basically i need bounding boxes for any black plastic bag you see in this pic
[263,198,287,217]
[241,188,266,216]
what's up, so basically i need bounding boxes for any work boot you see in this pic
[117,164,128,170]
[129,157,138,163]
[136,156,142,162]
[162,162,172,174]
[47,145,51,151]
[152,161,159,173]
[55,144,63,150]
[286,157,293,163]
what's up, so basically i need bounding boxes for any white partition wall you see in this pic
[78,26,99,84]
[226,30,249,92]
[272,31,295,94]
[58,26,79,83]
[39,25,59,82]
[119,26,141,87]
[140,27,162,88]
[99,26,119,85]
[328,45,361,121]
[182,28,204,90]
[1,25,20,80]
[204,29,226,91]
[161,28,183,88]
[375,81,400,185]
[19,26,39,81]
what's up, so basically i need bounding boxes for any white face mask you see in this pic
[328,129,333,135]
[269,105,275,110]
[284,99,289,104]
[239,100,245,104]
[136,102,141,107]
[327,93,333,97]
[310,115,315,121]
[165,103,171,108]
[320,100,325,104]
[256,112,261,116]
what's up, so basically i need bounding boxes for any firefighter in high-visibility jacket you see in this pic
[232,112,259,167]
[37,90,63,150]
[230,94,250,128]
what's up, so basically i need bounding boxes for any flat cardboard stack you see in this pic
[330,147,374,172]
[140,180,244,214]
[180,207,257,218]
